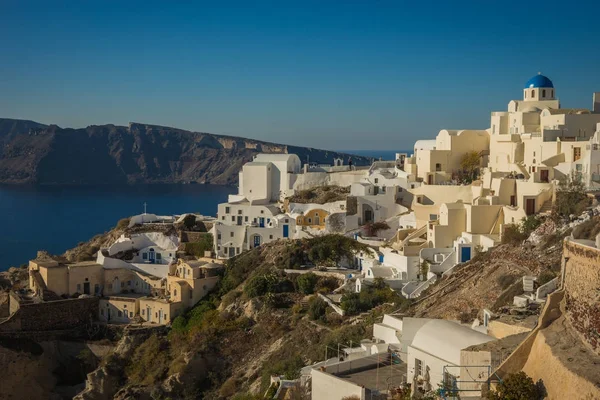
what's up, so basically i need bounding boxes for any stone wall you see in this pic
[0,297,99,332]
[563,239,600,355]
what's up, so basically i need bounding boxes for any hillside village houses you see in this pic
[22,215,224,325]
[210,73,600,300]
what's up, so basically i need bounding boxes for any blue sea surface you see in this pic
[0,184,236,271]
[343,149,412,160]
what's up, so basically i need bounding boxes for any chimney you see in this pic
[593,92,600,113]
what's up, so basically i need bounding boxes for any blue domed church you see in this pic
[523,73,555,101]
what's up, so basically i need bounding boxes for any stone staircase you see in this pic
[538,200,553,215]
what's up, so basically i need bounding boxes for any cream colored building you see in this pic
[166,259,222,309]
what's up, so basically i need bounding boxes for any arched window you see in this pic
[542,89,546,97]
[531,90,534,97]
[551,90,554,97]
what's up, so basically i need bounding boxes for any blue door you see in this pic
[379,254,384,263]
[460,246,471,262]
[253,235,261,248]
[148,249,155,263]
[283,224,289,238]
[259,218,265,228]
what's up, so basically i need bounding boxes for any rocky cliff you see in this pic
[0,118,373,185]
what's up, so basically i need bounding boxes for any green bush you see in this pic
[244,274,270,298]
[488,371,544,400]
[297,272,319,294]
[219,250,264,295]
[307,297,328,321]
[305,235,368,267]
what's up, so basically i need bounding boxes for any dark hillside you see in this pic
[0,119,373,185]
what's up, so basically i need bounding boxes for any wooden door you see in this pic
[526,198,536,215]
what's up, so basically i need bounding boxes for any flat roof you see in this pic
[334,360,406,391]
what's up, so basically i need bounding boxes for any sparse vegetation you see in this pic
[552,172,589,219]
[364,221,391,237]
[116,217,130,230]
[288,185,349,204]
[184,233,213,257]
[341,283,405,316]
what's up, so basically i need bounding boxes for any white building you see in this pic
[405,319,494,392]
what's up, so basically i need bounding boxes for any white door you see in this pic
[158,310,163,324]
[146,307,151,322]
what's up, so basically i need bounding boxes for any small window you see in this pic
[531,90,534,97]
[225,207,230,213]
[435,163,441,172]
[269,235,273,239]
[143,253,148,260]
[308,218,312,223]
[221,216,225,220]
[231,216,235,222]
[156,312,158,318]
[285,219,289,223]
[127,280,132,286]
[130,312,133,317]
[142,309,145,315]
[245,216,248,222]
[374,178,378,184]
[123,304,127,308]
[174,289,177,296]
[260,210,264,214]
[218,233,221,240]
[551,90,554,97]
[230,232,234,237]
[156,253,162,260]
[415,358,423,377]
[85,278,89,281]
[542,89,546,97]
[238,210,242,215]
[574,147,582,161]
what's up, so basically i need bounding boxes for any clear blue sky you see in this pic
[2,1,600,150]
